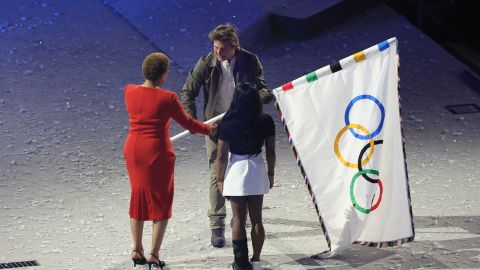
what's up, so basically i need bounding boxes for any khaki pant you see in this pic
[206,135,226,229]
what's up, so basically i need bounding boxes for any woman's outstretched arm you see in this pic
[170,93,212,135]
[215,139,229,194]
[265,135,276,188]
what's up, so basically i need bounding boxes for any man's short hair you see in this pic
[142,52,169,81]
[208,24,240,48]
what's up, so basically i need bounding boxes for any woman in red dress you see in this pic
[124,52,215,269]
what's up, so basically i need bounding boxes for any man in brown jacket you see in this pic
[181,24,273,248]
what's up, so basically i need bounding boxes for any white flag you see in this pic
[273,38,414,257]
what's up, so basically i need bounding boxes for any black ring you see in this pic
[357,140,383,183]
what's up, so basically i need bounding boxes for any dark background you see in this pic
[384,0,479,74]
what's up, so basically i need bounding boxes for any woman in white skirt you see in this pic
[216,83,276,270]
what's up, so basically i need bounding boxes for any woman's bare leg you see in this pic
[247,195,265,261]
[230,196,248,240]
[149,219,168,262]
[130,218,145,258]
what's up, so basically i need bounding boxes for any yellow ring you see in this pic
[334,123,374,168]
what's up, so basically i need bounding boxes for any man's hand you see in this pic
[209,120,219,136]
[259,89,274,104]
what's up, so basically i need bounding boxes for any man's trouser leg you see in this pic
[206,135,226,246]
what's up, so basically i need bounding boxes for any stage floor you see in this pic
[0,0,479,269]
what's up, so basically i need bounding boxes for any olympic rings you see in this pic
[344,95,385,140]
[334,123,374,168]
[334,94,385,214]
[349,169,383,214]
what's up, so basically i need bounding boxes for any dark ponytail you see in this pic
[217,83,263,149]
[222,82,262,124]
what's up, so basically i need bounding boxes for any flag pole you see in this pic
[170,113,225,142]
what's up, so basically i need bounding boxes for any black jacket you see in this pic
[181,47,273,120]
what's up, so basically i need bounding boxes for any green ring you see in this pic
[350,169,379,214]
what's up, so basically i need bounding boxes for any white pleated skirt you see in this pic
[222,153,270,196]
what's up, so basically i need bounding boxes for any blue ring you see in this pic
[344,95,385,140]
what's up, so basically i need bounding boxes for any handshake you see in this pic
[187,118,220,140]
[209,120,220,136]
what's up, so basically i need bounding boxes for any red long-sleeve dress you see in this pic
[124,85,211,220]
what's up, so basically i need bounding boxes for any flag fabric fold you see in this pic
[273,38,414,257]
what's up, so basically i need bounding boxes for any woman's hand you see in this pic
[268,174,274,189]
[215,139,229,199]
[209,120,219,136]
[217,181,224,194]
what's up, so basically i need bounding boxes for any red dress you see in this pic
[124,85,211,220]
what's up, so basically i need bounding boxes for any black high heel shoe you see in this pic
[148,253,166,270]
[131,250,147,267]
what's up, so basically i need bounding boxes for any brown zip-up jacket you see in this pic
[181,47,273,120]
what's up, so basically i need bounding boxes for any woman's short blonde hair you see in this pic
[142,52,169,81]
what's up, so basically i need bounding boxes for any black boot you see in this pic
[211,228,225,248]
[232,239,252,270]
